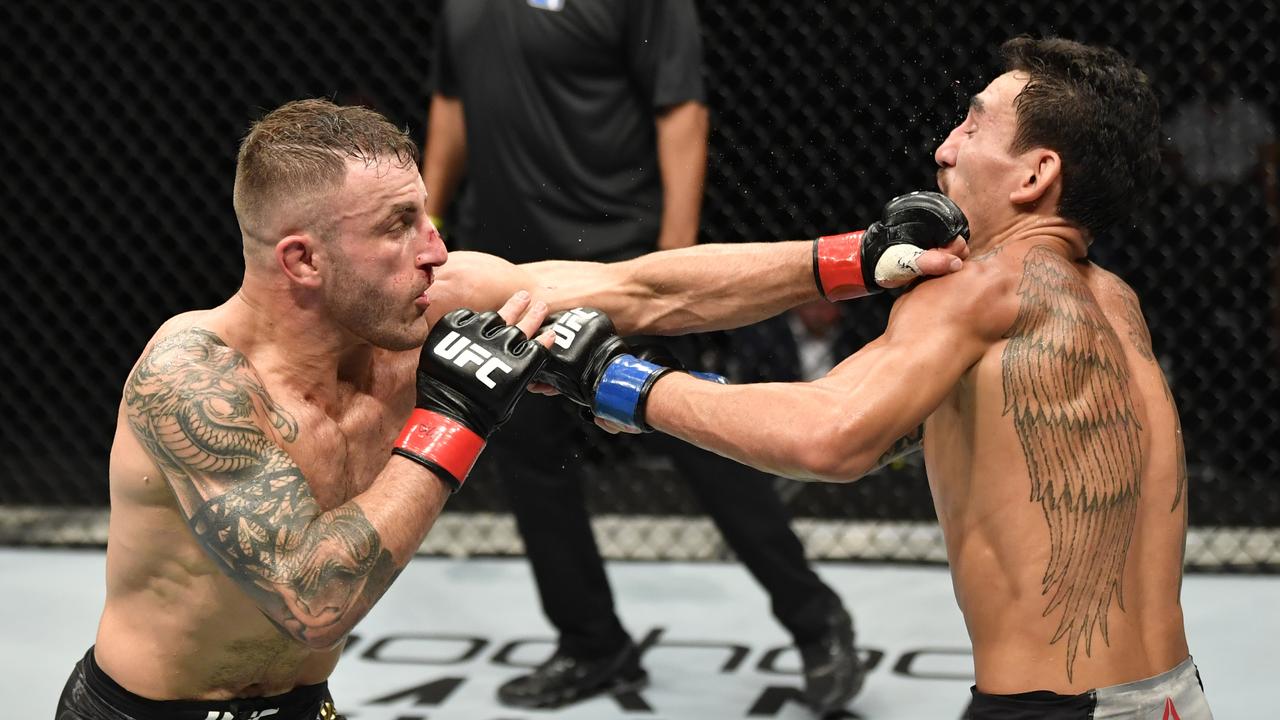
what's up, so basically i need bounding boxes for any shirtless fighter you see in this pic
[55,99,964,718]
[536,38,1214,719]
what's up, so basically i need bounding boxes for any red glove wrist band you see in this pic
[814,231,869,300]
[392,408,485,492]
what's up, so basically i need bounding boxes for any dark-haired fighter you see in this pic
[56,97,964,719]
[537,38,1214,719]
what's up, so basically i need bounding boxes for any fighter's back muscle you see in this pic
[925,243,1186,691]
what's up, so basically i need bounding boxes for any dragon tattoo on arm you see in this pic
[124,328,399,647]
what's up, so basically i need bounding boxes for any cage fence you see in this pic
[1,0,1277,570]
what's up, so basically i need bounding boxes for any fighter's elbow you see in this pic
[261,609,352,651]
[302,629,349,652]
[792,422,876,483]
[290,622,351,652]
[797,456,872,484]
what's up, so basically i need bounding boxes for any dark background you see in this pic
[2,1,1277,540]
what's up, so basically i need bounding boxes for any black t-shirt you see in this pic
[433,0,705,263]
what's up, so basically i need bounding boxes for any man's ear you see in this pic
[276,233,322,288]
[1009,148,1061,206]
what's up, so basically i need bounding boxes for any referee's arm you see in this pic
[423,92,466,238]
[655,100,709,251]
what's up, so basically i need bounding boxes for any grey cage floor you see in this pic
[3,549,1273,719]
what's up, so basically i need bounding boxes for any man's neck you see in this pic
[969,214,1088,261]
[224,285,376,407]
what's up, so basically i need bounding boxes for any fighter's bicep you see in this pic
[438,251,634,320]
[818,335,960,448]
[428,251,539,324]
[821,276,1003,437]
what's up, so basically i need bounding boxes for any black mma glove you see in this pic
[392,309,547,491]
[814,190,969,299]
[535,307,724,432]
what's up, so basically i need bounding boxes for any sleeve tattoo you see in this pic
[869,426,924,474]
[124,328,400,646]
[1002,247,1143,682]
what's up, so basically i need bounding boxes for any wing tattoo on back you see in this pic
[1001,246,1143,682]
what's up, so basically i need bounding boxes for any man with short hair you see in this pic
[536,38,1215,719]
[56,98,963,719]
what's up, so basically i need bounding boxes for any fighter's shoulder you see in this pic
[128,311,248,389]
[1083,262,1142,310]
[892,249,1021,338]
[138,310,222,357]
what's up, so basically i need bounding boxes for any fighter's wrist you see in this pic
[391,408,485,492]
[592,354,669,432]
[591,355,727,431]
[814,230,876,300]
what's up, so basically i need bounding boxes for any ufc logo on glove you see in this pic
[432,331,513,388]
[550,308,601,349]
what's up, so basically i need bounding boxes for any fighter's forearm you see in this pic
[643,372,885,482]
[181,447,448,650]
[528,241,820,336]
[279,459,449,647]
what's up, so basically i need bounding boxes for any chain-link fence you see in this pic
[2,0,1277,570]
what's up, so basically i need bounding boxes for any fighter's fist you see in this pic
[393,308,548,490]
[815,191,969,300]
[536,308,724,432]
[535,307,631,407]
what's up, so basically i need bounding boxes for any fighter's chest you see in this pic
[280,385,414,509]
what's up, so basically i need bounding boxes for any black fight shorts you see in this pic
[56,647,344,720]
[964,656,1213,719]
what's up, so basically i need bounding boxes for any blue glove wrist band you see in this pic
[593,354,663,430]
[593,356,728,431]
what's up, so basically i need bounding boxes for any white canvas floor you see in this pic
[3,548,1272,718]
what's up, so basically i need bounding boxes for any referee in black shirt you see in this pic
[423,1,862,713]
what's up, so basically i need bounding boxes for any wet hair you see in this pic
[233,99,418,239]
[1001,37,1161,239]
